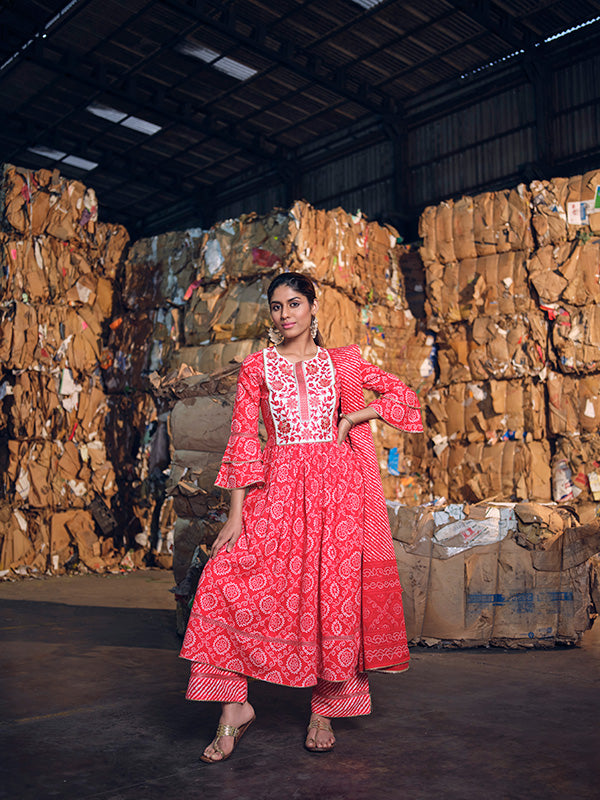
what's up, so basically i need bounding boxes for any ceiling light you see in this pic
[28,145,67,160]
[87,103,127,123]
[120,115,162,135]
[62,155,98,171]
[178,42,258,81]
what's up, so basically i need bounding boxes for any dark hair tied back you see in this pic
[267,272,324,346]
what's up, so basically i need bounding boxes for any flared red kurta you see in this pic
[180,345,423,687]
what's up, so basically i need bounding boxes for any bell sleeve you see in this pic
[214,356,265,489]
[360,357,424,433]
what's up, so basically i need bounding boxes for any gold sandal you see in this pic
[200,715,256,764]
[305,716,335,753]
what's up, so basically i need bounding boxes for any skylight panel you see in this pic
[179,42,220,63]
[214,57,257,81]
[177,42,258,81]
[62,155,98,171]
[544,15,600,43]
[120,115,162,135]
[87,103,128,123]
[352,0,385,9]
[27,146,98,171]
[28,145,67,160]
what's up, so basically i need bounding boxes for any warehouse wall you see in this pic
[193,45,600,242]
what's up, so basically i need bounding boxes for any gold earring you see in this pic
[310,316,318,338]
[268,325,284,345]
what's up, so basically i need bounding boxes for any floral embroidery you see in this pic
[263,347,337,445]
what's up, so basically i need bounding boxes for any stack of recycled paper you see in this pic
[0,164,148,575]
[419,169,600,509]
[528,173,600,509]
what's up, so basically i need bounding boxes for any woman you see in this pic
[180,272,423,762]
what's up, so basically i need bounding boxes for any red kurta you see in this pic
[180,344,423,687]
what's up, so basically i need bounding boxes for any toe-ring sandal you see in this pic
[200,715,256,764]
[305,717,335,753]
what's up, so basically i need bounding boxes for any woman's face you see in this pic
[269,284,316,341]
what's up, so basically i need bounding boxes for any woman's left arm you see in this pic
[340,358,424,438]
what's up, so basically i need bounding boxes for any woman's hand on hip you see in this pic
[337,416,353,446]
[211,516,243,557]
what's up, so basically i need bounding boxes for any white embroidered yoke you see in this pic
[262,347,338,445]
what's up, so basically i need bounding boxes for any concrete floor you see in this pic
[0,571,598,800]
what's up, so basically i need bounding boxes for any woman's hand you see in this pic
[337,415,354,446]
[210,515,243,557]
[211,487,246,557]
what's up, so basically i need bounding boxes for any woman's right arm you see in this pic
[212,355,264,556]
[210,486,246,556]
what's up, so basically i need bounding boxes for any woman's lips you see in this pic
[282,323,295,328]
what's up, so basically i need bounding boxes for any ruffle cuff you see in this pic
[368,397,424,433]
[214,435,265,489]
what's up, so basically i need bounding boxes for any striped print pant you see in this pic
[186,662,371,717]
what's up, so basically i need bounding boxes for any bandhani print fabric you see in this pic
[180,345,423,687]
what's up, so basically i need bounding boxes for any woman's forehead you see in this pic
[270,285,307,303]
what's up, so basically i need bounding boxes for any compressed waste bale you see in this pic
[547,372,600,435]
[210,278,271,342]
[123,228,206,311]
[287,201,406,305]
[1,164,98,241]
[551,435,600,503]
[549,304,600,373]
[425,379,546,444]
[223,212,289,279]
[4,371,109,443]
[436,311,547,384]
[527,241,600,307]
[432,439,551,502]
[170,394,235,453]
[419,185,533,266]
[170,338,265,373]
[425,251,533,327]
[184,282,228,346]
[530,170,600,246]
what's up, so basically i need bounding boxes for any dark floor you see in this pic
[0,571,598,800]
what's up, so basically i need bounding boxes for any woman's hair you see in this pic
[267,272,324,346]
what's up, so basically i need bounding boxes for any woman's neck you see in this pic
[276,333,318,362]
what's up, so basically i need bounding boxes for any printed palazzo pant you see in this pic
[187,662,372,717]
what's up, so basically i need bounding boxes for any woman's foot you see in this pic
[305,713,336,752]
[202,701,255,763]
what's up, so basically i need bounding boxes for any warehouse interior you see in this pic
[1,1,600,798]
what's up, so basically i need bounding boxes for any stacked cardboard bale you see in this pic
[419,169,600,509]
[0,164,133,574]
[419,186,552,502]
[528,171,600,509]
[99,229,209,563]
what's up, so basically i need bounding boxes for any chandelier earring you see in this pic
[310,316,318,339]
[268,325,284,345]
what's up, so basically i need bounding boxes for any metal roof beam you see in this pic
[446,1,528,50]
[1,115,201,195]
[9,43,281,165]
[162,0,389,115]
